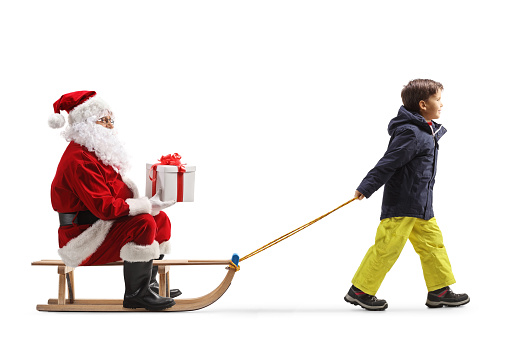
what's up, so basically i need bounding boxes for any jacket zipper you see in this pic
[424,124,439,217]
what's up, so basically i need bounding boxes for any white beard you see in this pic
[62,117,131,174]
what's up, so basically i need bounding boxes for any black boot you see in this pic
[123,260,175,311]
[151,254,182,298]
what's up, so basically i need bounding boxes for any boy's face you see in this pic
[419,90,443,122]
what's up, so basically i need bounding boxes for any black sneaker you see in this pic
[344,285,388,311]
[425,286,470,308]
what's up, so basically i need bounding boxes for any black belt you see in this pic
[59,211,99,226]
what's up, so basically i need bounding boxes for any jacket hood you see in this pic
[388,106,446,139]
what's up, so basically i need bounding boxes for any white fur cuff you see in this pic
[126,197,151,216]
[58,220,114,267]
[120,241,160,262]
[159,241,171,255]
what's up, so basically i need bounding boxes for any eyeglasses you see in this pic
[97,117,114,125]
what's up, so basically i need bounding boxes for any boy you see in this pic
[344,79,469,311]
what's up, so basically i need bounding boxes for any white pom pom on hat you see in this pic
[49,91,111,129]
[48,113,66,129]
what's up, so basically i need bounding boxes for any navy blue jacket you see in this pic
[357,106,447,220]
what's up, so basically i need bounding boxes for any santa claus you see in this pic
[49,90,179,311]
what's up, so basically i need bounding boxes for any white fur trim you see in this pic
[57,220,114,268]
[122,176,139,199]
[48,113,66,129]
[126,196,151,216]
[68,96,111,125]
[159,240,171,255]
[120,241,160,262]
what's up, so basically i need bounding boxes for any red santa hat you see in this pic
[49,90,112,129]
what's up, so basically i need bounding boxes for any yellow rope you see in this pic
[228,260,240,272]
[239,197,357,263]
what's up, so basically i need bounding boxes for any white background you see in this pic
[1,0,507,337]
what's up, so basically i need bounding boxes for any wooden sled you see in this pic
[32,255,239,312]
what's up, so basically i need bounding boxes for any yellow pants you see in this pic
[352,217,456,295]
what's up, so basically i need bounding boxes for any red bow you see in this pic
[149,153,186,182]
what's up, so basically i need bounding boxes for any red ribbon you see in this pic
[150,153,187,200]
[177,171,184,202]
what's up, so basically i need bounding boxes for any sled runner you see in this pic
[32,255,239,312]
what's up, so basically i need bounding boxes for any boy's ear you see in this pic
[419,99,427,112]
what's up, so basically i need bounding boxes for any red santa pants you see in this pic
[59,211,171,266]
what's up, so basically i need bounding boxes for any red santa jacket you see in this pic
[52,141,134,223]
[52,141,152,266]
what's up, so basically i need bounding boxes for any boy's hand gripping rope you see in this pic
[229,197,357,271]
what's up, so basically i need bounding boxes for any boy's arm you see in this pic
[356,128,419,198]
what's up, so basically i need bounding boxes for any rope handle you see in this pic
[238,197,357,263]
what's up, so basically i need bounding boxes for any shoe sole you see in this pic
[344,294,388,311]
[425,297,470,308]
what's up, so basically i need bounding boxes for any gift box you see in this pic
[146,163,196,202]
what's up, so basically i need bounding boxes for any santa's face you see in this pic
[95,112,114,129]
[63,115,130,173]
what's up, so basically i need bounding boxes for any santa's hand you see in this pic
[149,190,176,216]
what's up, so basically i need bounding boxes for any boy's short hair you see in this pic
[401,79,444,112]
